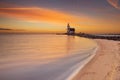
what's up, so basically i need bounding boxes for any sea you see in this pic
[0,34,97,80]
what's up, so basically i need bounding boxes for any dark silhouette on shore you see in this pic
[66,23,75,35]
[63,23,120,41]
[76,32,120,41]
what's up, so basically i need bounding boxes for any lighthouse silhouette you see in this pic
[67,23,75,35]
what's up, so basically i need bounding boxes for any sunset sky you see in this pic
[0,0,120,34]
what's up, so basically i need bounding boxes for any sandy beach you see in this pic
[73,39,120,80]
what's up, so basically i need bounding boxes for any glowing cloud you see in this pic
[107,0,120,9]
[0,7,80,24]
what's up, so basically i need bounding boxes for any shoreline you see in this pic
[65,36,99,80]
[72,39,120,80]
[66,46,98,80]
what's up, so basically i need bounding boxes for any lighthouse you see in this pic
[67,23,75,35]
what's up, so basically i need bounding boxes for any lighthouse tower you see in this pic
[66,23,75,35]
[67,23,70,33]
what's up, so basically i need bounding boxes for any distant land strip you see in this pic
[75,33,120,41]
[0,28,12,30]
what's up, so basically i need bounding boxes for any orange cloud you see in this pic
[0,7,97,26]
[0,7,80,24]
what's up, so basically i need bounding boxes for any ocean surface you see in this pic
[0,34,97,80]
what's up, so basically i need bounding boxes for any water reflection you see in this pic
[0,34,97,69]
[66,36,75,55]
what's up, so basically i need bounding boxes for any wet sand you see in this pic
[73,39,120,80]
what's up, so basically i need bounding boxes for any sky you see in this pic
[0,0,120,34]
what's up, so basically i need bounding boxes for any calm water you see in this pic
[0,34,98,80]
[0,34,97,68]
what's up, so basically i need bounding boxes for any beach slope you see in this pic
[73,39,120,80]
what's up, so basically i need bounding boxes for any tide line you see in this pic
[66,46,98,80]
